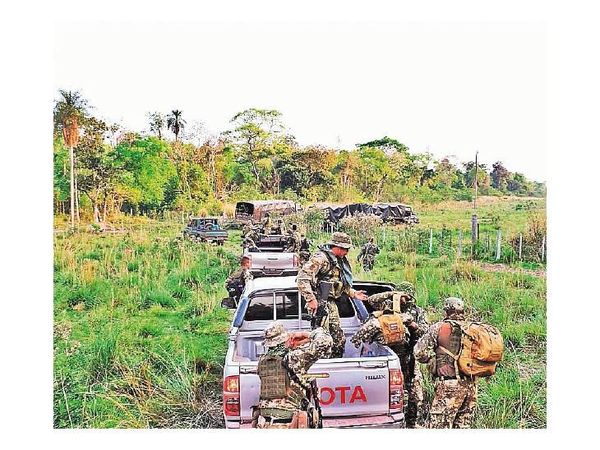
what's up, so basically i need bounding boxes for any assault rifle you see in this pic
[309,281,333,329]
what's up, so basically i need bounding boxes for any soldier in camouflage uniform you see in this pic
[414,297,477,429]
[299,234,311,265]
[225,255,253,304]
[350,281,428,428]
[253,321,333,428]
[261,213,273,234]
[284,224,302,253]
[297,232,368,358]
[357,237,380,271]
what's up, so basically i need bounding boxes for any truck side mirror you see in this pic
[221,297,237,309]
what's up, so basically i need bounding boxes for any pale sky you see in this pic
[55,21,546,181]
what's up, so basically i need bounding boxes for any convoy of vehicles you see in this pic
[221,276,406,429]
[183,200,419,428]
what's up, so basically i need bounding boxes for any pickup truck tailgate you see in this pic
[238,357,391,421]
[310,359,390,417]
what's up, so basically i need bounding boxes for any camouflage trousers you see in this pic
[324,300,346,358]
[428,378,477,429]
[362,255,375,271]
[399,355,424,428]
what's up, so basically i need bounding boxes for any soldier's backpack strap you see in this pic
[392,293,401,314]
[281,355,312,400]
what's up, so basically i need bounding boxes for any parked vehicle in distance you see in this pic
[235,200,301,222]
[183,217,228,244]
[221,276,406,429]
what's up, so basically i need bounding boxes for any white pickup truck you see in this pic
[221,276,406,428]
[245,233,299,278]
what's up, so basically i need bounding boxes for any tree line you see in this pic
[53,90,546,223]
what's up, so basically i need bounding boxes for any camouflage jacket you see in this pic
[366,291,428,342]
[258,328,333,411]
[297,249,357,306]
[225,267,253,290]
[358,243,380,259]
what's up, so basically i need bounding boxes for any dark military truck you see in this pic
[183,217,228,244]
[222,276,406,428]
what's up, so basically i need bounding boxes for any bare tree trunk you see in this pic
[69,145,75,228]
[74,169,80,223]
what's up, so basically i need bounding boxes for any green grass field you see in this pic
[53,196,546,428]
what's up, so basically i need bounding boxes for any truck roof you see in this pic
[247,275,297,293]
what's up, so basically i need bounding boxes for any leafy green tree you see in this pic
[167,110,186,142]
[76,117,120,223]
[491,161,510,191]
[223,108,295,191]
[356,136,409,154]
[147,112,165,139]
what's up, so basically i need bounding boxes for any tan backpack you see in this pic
[373,293,405,345]
[443,321,504,377]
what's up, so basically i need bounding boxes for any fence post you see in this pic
[518,233,523,260]
[458,230,463,258]
[429,229,433,254]
[541,234,546,262]
[495,230,502,261]
[471,214,478,257]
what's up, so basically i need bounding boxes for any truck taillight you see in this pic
[389,369,404,410]
[223,375,240,417]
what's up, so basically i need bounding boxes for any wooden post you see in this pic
[541,234,546,262]
[471,214,478,257]
[429,229,433,254]
[496,230,502,261]
[458,230,463,258]
[518,233,523,260]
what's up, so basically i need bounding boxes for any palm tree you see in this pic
[54,90,90,228]
[167,110,186,142]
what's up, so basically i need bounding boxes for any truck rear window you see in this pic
[245,292,356,321]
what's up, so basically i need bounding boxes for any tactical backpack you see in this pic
[440,321,504,377]
[373,293,405,345]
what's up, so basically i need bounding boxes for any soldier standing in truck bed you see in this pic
[253,321,333,428]
[297,232,368,358]
[350,281,428,428]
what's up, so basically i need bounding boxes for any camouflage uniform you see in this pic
[357,241,380,271]
[351,282,428,427]
[299,236,311,265]
[254,322,333,428]
[285,229,302,253]
[297,233,358,359]
[225,264,253,302]
[414,297,477,429]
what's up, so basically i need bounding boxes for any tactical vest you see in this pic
[435,321,463,378]
[257,354,306,408]
[317,249,346,299]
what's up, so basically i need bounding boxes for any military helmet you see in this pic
[443,297,465,313]
[397,281,416,299]
[263,321,289,347]
[328,231,353,249]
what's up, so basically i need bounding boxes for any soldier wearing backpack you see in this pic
[414,297,504,428]
[252,321,333,428]
[350,281,428,428]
